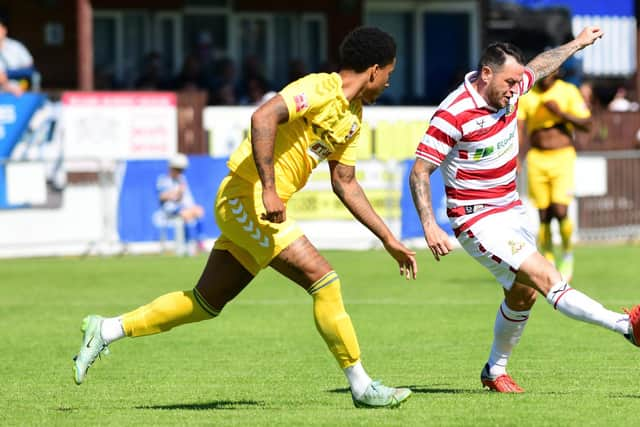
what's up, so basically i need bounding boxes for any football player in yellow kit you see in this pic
[518,69,592,282]
[73,27,416,409]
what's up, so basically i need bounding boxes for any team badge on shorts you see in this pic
[508,239,525,255]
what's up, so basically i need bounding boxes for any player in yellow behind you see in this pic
[517,69,592,282]
[72,27,417,409]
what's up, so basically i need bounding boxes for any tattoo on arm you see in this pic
[409,160,437,226]
[251,95,289,190]
[527,41,579,81]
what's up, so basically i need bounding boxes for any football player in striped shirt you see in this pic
[410,26,640,393]
[73,27,416,409]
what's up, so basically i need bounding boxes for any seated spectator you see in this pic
[157,153,206,255]
[241,75,276,106]
[211,82,237,105]
[210,58,240,105]
[170,52,210,93]
[608,87,639,112]
[135,51,168,90]
[0,15,36,95]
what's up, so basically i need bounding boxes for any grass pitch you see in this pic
[2,245,639,426]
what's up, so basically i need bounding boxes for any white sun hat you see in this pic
[169,153,189,170]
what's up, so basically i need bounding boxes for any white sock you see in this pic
[101,317,126,344]
[546,281,629,334]
[344,360,372,399]
[487,300,530,376]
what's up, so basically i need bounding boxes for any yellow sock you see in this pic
[538,222,554,261]
[121,289,218,337]
[309,271,361,369]
[559,217,574,254]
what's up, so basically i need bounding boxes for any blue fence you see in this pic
[0,93,46,208]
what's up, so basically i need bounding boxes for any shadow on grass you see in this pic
[136,400,264,411]
[328,386,484,395]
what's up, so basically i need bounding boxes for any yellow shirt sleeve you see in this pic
[279,73,336,123]
[566,84,591,119]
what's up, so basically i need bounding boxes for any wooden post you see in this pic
[77,0,93,90]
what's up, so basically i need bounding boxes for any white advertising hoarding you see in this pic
[61,92,178,160]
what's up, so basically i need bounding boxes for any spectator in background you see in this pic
[211,82,237,105]
[210,58,239,105]
[170,52,211,94]
[241,75,276,105]
[0,15,36,96]
[135,52,168,90]
[157,153,206,255]
[608,87,639,112]
[237,54,271,102]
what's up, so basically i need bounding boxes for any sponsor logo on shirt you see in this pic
[308,140,332,161]
[294,93,308,112]
[471,128,515,160]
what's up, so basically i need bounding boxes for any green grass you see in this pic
[2,245,639,426]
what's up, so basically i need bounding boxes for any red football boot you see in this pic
[624,305,640,346]
[480,364,524,393]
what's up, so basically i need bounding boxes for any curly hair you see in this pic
[477,42,525,73]
[339,26,396,73]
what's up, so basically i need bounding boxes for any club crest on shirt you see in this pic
[294,93,308,112]
[308,140,332,160]
[508,239,525,255]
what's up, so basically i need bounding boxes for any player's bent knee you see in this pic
[192,287,223,318]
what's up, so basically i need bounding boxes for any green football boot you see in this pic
[352,380,412,409]
[72,315,110,385]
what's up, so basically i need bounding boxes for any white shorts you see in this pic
[456,205,537,290]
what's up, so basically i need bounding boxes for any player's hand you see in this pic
[383,238,417,280]
[261,188,286,223]
[575,26,604,49]
[424,223,453,261]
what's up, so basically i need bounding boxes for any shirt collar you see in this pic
[464,71,497,112]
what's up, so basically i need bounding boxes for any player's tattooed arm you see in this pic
[410,158,453,261]
[330,160,418,279]
[251,94,290,223]
[251,94,289,191]
[409,158,438,228]
[329,160,394,242]
[528,26,603,81]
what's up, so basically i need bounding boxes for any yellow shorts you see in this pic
[526,146,576,209]
[213,174,304,276]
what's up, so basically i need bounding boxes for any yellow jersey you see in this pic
[227,72,362,201]
[517,79,590,135]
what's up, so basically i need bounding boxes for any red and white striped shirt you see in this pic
[416,69,535,233]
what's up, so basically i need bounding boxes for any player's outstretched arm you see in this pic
[527,26,603,82]
[250,94,290,223]
[329,160,417,279]
[409,158,453,261]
